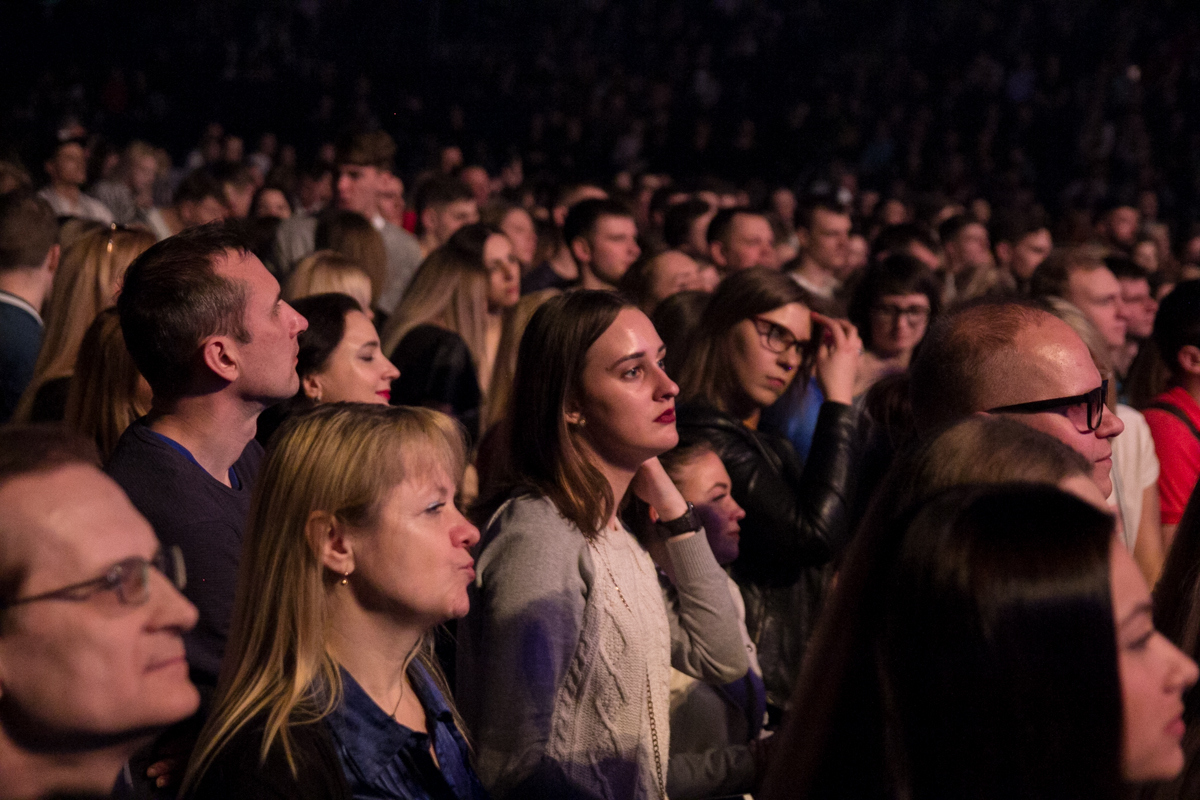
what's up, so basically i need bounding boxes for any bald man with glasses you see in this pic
[911,300,1125,496]
[0,426,198,799]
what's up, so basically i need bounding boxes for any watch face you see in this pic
[660,503,701,535]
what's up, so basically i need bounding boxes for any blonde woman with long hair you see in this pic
[181,404,487,800]
[15,223,155,421]
[381,223,520,443]
[63,308,152,460]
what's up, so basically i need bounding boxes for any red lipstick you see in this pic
[655,409,676,424]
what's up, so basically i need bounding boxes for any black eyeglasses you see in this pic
[752,316,812,357]
[870,303,931,324]
[987,380,1108,433]
[0,547,186,610]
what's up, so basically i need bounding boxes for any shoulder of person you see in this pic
[189,717,348,800]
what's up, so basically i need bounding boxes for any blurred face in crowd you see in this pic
[1067,267,1128,350]
[302,310,398,404]
[646,251,702,308]
[213,249,308,403]
[460,166,491,207]
[802,208,852,278]
[254,188,292,220]
[178,196,228,229]
[572,308,678,472]
[846,234,870,276]
[300,171,334,213]
[46,142,88,188]
[500,207,538,268]
[869,293,931,360]
[424,200,479,247]
[1111,540,1198,782]
[730,302,812,411]
[686,206,717,260]
[336,163,382,217]
[376,172,405,228]
[985,316,1124,496]
[578,214,641,288]
[484,232,521,312]
[1118,277,1157,340]
[947,222,992,273]
[0,465,200,789]
[715,213,776,272]
[129,153,159,197]
[670,450,745,566]
[1104,207,1141,249]
[1007,228,1053,281]
[345,462,480,628]
[223,182,255,219]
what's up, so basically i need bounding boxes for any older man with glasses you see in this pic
[911,299,1125,497]
[0,425,198,799]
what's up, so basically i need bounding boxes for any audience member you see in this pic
[911,300,1125,496]
[90,140,161,225]
[251,185,292,220]
[144,169,229,241]
[1097,200,1141,256]
[209,162,256,219]
[415,175,479,258]
[15,224,154,422]
[707,207,777,276]
[481,198,538,273]
[181,404,487,800]
[787,199,853,311]
[1031,245,1130,362]
[1109,256,1158,381]
[459,290,747,800]
[38,136,114,224]
[619,249,703,315]
[1143,281,1200,545]
[0,425,199,799]
[663,198,717,264]
[990,205,1052,294]
[938,213,1000,305]
[285,249,376,321]
[0,192,59,423]
[675,267,860,705]
[107,222,308,688]
[63,308,152,460]
[313,209,388,310]
[563,197,642,291]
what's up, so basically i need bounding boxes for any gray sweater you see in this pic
[457,494,749,800]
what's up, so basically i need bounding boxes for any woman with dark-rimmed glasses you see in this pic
[674,267,861,707]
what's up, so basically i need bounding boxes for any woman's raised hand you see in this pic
[811,312,862,406]
[631,457,690,530]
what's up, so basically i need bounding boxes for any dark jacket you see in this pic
[188,718,351,800]
[389,324,481,446]
[676,399,858,705]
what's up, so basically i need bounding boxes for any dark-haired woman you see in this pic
[255,293,398,444]
[845,253,939,397]
[458,291,748,800]
[674,267,860,707]
[762,483,1198,800]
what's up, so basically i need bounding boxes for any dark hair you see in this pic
[871,222,940,262]
[937,213,982,245]
[1030,244,1109,301]
[677,267,813,411]
[847,254,941,351]
[291,293,363,381]
[652,289,711,380]
[990,205,1048,245]
[172,168,227,207]
[562,197,635,248]
[495,290,632,537]
[1154,280,1200,378]
[414,176,474,218]
[1105,255,1149,283]
[762,483,1121,800]
[663,199,712,249]
[117,221,254,399]
[209,162,255,190]
[796,196,850,231]
[334,130,396,171]
[0,190,57,271]
[657,438,715,483]
[705,207,761,246]
[909,299,1050,433]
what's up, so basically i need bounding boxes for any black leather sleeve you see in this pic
[692,402,858,587]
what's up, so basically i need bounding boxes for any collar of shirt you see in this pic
[372,214,388,231]
[0,290,43,326]
[326,661,463,792]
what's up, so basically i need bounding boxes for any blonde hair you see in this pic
[14,225,154,421]
[381,241,489,379]
[181,404,468,793]
[286,249,374,313]
[63,308,150,460]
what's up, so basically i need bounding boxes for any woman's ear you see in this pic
[302,373,324,403]
[308,510,354,578]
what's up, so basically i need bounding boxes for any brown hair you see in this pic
[677,267,813,412]
[1030,244,1110,301]
[485,290,631,537]
[63,308,152,460]
[0,191,57,272]
[313,210,386,304]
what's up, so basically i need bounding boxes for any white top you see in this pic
[1109,403,1161,551]
[37,186,114,225]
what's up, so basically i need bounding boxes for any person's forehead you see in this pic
[1006,317,1102,396]
[214,249,277,299]
[733,214,771,237]
[590,307,662,362]
[758,302,812,338]
[655,252,697,274]
[812,208,851,231]
[1069,266,1120,296]
[0,465,157,586]
[1118,277,1151,295]
[596,214,636,235]
[878,292,930,307]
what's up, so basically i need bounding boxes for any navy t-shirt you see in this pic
[105,419,264,688]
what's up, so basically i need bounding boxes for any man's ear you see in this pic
[708,241,727,269]
[1179,345,1200,376]
[42,244,61,278]
[308,511,355,578]
[994,241,1012,267]
[570,236,591,266]
[200,336,240,384]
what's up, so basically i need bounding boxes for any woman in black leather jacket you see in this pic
[675,267,861,707]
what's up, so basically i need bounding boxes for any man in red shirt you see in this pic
[1143,281,1200,545]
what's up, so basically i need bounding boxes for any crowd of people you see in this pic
[4,2,1200,799]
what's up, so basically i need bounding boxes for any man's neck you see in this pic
[792,256,838,294]
[51,181,81,204]
[0,269,47,314]
[1180,374,1200,407]
[0,733,142,800]
[147,395,259,487]
[419,233,440,259]
[579,266,615,292]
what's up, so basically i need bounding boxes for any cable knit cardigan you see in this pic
[457,493,749,800]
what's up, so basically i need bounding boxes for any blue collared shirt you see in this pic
[326,662,489,800]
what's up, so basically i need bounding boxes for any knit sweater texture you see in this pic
[457,493,748,800]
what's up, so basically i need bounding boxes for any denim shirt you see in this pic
[326,662,489,800]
